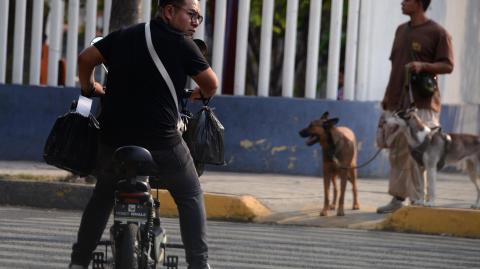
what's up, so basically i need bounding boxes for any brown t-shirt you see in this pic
[382,20,454,112]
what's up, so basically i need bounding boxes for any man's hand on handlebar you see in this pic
[81,81,105,97]
[188,87,208,101]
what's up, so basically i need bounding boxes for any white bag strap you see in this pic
[144,22,180,113]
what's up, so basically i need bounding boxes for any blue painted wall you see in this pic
[1,84,477,177]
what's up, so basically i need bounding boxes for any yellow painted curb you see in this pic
[151,189,271,222]
[378,206,480,238]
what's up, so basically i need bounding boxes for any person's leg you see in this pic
[387,133,412,199]
[377,132,411,213]
[174,190,208,268]
[70,144,117,267]
[152,140,209,269]
[407,158,426,204]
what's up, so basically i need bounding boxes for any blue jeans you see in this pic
[70,139,208,268]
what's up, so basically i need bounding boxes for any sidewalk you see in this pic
[0,161,479,238]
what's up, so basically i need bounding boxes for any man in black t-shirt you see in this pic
[69,1,217,268]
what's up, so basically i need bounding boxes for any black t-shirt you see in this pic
[94,19,209,150]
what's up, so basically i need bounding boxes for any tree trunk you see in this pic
[109,0,141,33]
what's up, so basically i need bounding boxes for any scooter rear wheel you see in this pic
[117,223,140,269]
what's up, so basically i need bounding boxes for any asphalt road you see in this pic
[0,206,479,269]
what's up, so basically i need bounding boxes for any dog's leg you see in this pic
[330,175,337,210]
[410,162,426,206]
[349,168,360,210]
[466,159,480,209]
[337,171,348,216]
[425,166,436,207]
[321,173,332,216]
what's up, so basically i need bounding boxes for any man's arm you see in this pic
[407,61,453,75]
[189,67,218,100]
[78,46,106,97]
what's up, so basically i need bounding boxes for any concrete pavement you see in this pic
[0,161,480,238]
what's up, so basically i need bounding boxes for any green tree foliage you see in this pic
[246,0,348,97]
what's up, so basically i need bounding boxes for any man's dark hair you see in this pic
[157,0,185,8]
[156,0,186,19]
[418,0,431,11]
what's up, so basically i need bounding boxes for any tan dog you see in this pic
[299,112,360,216]
[386,107,480,208]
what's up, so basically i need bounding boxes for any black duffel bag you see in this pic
[43,100,100,176]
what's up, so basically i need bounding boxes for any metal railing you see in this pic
[0,0,362,100]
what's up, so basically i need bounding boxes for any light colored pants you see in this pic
[384,109,439,201]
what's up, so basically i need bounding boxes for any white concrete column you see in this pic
[103,0,112,35]
[141,0,151,22]
[194,0,207,40]
[84,0,97,49]
[356,0,372,101]
[102,0,112,36]
[191,0,207,89]
[47,0,62,86]
[233,0,251,96]
[257,0,274,97]
[29,0,45,85]
[12,0,27,84]
[281,0,298,98]
[305,0,323,99]
[325,0,343,99]
[344,0,360,100]
[58,1,65,60]
[211,0,227,94]
[66,0,80,87]
[0,0,9,83]
[99,0,112,84]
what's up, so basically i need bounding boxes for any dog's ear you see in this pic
[406,106,418,117]
[323,118,339,128]
[320,111,329,120]
[329,118,339,125]
[396,110,411,121]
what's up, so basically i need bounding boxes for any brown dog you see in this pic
[299,112,360,216]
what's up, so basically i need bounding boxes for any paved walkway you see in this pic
[0,161,478,230]
[200,170,478,227]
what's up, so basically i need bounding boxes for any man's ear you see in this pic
[320,111,329,120]
[163,4,176,22]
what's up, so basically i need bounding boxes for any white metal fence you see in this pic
[0,0,363,100]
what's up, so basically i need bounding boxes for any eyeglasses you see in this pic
[174,6,204,24]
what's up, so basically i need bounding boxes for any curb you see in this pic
[0,179,271,222]
[155,190,271,221]
[0,179,92,210]
[377,206,480,238]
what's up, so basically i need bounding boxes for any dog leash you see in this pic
[336,148,383,170]
[323,126,383,170]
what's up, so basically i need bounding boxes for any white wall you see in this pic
[359,0,480,105]
[356,0,405,101]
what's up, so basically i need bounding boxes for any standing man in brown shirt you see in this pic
[376,0,454,213]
